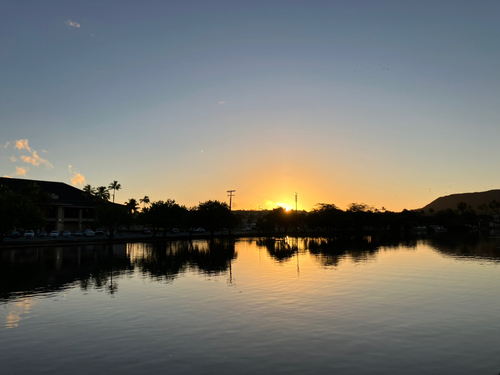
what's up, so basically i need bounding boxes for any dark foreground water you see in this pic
[1,236,500,374]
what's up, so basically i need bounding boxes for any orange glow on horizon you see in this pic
[277,203,292,211]
[264,199,295,212]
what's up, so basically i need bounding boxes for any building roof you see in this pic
[0,177,95,207]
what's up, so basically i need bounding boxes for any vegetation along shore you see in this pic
[2,177,500,244]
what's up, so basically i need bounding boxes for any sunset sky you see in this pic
[2,0,500,212]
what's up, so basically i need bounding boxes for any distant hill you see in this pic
[421,190,500,213]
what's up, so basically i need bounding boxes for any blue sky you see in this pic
[2,0,500,211]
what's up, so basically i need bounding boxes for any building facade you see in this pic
[0,177,96,232]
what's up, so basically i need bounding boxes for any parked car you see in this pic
[24,230,35,238]
[95,228,104,236]
[74,231,83,237]
[84,229,95,237]
[242,227,252,231]
[50,230,59,237]
[62,230,71,237]
[38,231,47,238]
[9,231,20,238]
[142,228,151,234]
[171,228,179,234]
[193,227,205,233]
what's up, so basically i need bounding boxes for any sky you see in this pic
[1,0,500,212]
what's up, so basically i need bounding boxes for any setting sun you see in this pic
[276,203,293,211]
[265,199,295,211]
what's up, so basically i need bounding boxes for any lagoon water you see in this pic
[1,237,500,374]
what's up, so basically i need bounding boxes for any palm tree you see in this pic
[81,184,96,227]
[95,186,110,202]
[140,195,150,210]
[109,181,121,203]
[82,184,95,198]
[125,198,139,214]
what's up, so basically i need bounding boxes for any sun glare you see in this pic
[277,203,292,211]
[266,199,296,212]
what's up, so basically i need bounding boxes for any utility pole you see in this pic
[295,192,298,212]
[227,190,235,236]
[227,190,235,211]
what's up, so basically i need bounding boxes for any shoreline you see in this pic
[0,231,298,249]
[0,229,469,250]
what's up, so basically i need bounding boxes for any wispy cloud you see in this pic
[21,151,53,169]
[20,155,35,165]
[69,165,86,186]
[65,19,81,28]
[2,142,10,149]
[15,167,27,176]
[71,173,86,186]
[15,139,31,152]
[15,140,53,169]
[9,156,17,162]
[219,101,225,104]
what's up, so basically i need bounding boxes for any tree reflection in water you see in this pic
[2,236,500,303]
[429,236,500,262]
[0,244,133,302]
[256,237,298,262]
[306,237,418,267]
[0,240,237,302]
[251,236,418,267]
[128,239,237,283]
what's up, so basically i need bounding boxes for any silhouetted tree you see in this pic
[194,200,236,236]
[457,201,468,214]
[125,198,139,214]
[489,200,500,215]
[82,184,95,198]
[108,181,121,203]
[307,203,344,232]
[140,200,188,237]
[140,195,150,211]
[95,186,110,202]
[268,207,292,233]
[347,202,374,213]
[95,203,129,237]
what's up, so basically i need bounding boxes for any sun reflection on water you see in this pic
[4,297,36,329]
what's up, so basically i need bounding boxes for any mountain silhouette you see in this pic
[421,189,500,213]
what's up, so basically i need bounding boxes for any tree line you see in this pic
[255,200,499,236]
[83,181,237,237]
[2,177,500,240]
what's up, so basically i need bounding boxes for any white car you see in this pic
[50,230,59,237]
[24,230,35,238]
[62,230,71,237]
[84,229,95,237]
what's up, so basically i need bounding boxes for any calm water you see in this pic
[1,236,500,374]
